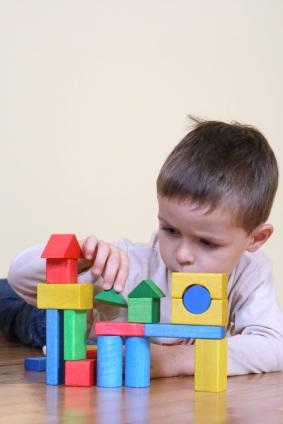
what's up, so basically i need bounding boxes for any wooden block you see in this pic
[46,309,64,385]
[24,356,46,371]
[64,310,87,360]
[41,234,83,259]
[144,323,226,339]
[97,336,123,387]
[172,298,228,326]
[95,288,128,308]
[46,259,77,283]
[194,391,227,421]
[65,359,96,387]
[86,344,97,349]
[95,322,145,336]
[194,338,227,392]
[128,280,165,299]
[37,283,93,310]
[172,273,228,299]
[125,337,150,388]
[182,285,211,314]
[87,349,97,359]
[128,298,160,323]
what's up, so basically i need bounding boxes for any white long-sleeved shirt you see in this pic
[7,233,283,376]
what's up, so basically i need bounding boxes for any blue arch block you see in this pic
[182,285,211,314]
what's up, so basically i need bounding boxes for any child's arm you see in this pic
[227,251,283,375]
[150,343,195,378]
[8,244,47,305]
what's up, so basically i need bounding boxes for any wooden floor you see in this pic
[1,334,283,424]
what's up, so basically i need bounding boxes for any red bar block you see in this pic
[86,348,97,360]
[46,259,77,283]
[65,359,96,387]
[95,322,145,336]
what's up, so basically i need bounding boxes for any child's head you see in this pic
[156,118,278,274]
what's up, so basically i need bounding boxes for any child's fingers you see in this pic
[80,237,128,292]
[91,241,111,277]
[101,246,122,289]
[113,250,129,292]
[81,236,99,261]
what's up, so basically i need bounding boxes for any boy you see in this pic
[5,118,283,377]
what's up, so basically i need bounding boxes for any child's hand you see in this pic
[79,236,129,292]
[150,343,195,378]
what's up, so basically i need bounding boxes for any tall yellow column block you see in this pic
[194,338,227,392]
[37,283,93,310]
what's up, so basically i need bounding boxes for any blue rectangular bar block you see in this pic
[144,323,226,339]
[24,356,46,372]
[46,309,64,385]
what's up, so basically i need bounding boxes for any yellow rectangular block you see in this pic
[172,272,228,299]
[194,338,227,392]
[172,298,228,326]
[37,283,93,310]
[86,345,97,350]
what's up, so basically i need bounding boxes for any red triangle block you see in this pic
[41,234,83,259]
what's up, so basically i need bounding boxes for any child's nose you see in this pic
[176,242,194,266]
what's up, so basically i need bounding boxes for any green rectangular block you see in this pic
[128,298,160,323]
[64,310,87,360]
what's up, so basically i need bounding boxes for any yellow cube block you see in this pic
[171,298,228,326]
[194,338,227,392]
[172,272,228,299]
[37,283,93,310]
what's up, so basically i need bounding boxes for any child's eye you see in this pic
[161,227,180,236]
[200,239,218,249]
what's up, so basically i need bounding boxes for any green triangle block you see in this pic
[95,289,128,308]
[128,280,166,299]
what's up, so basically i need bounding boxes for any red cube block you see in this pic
[46,259,77,283]
[65,359,96,387]
[86,348,97,360]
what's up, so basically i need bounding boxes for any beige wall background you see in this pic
[1,1,283,305]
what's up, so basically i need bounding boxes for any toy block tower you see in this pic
[37,234,94,386]
[95,280,165,388]
[171,272,228,392]
[94,273,228,392]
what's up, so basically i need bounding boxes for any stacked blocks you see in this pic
[95,280,164,388]
[95,273,228,392]
[172,272,228,392]
[37,234,95,386]
[34,234,228,393]
[172,273,228,326]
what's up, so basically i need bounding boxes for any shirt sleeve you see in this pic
[7,244,46,306]
[7,243,97,306]
[227,252,283,375]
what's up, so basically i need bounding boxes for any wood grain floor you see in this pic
[0,334,283,424]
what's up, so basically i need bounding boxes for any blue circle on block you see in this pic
[182,284,211,314]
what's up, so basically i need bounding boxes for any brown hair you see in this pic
[157,117,278,233]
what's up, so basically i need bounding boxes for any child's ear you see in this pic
[246,223,274,252]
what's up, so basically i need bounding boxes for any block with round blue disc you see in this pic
[182,284,211,314]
